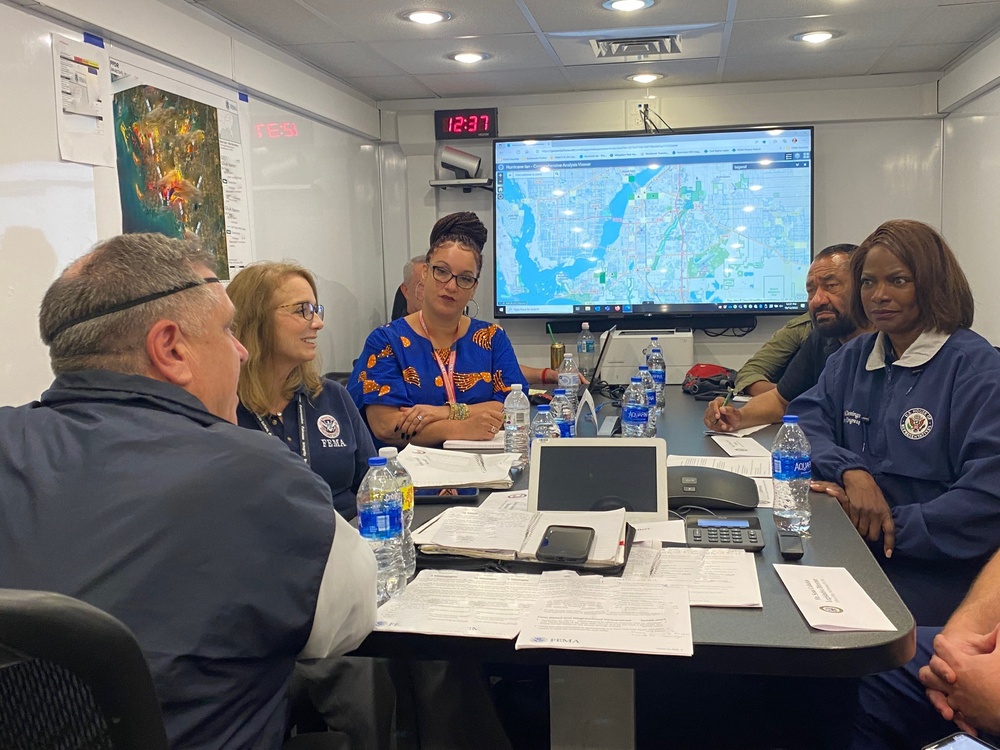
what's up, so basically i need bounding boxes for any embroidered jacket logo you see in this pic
[899,408,933,440]
[317,415,341,439]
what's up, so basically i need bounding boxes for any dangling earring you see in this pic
[465,299,480,318]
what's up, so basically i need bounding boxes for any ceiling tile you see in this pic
[726,9,931,57]
[522,0,731,32]
[561,57,720,90]
[546,25,724,66]
[197,0,349,45]
[894,2,1000,45]
[869,43,969,74]
[368,33,558,76]
[339,75,438,101]
[289,41,405,78]
[413,68,573,97]
[721,48,884,83]
[733,0,939,22]
[299,0,535,41]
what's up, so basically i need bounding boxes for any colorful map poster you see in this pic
[110,53,253,278]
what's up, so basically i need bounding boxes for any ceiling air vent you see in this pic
[590,35,681,60]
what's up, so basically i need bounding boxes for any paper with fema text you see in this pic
[774,565,896,632]
[711,435,772,457]
[652,548,763,608]
[374,570,539,639]
[515,572,693,656]
[668,454,772,477]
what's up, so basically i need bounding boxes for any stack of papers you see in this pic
[397,445,517,488]
[416,507,628,568]
[375,569,694,658]
[442,432,505,451]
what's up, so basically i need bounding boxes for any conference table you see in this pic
[351,386,917,748]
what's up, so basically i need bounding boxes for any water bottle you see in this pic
[378,446,416,580]
[576,322,596,381]
[531,404,560,454]
[550,388,576,438]
[557,352,581,415]
[503,383,531,467]
[647,346,666,412]
[621,377,649,438]
[644,335,660,361]
[771,415,812,534]
[638,365,657,437]
[356,456,406,604]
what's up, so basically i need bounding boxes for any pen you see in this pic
[721,387,735,409]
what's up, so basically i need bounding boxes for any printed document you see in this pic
[478,490,529,512]
[652,548,763,607]
[668,455,772,477]
[711,435,772,457]
[442,432,505,451]
[753,478,775,508]
[704,423,768,438]
[774,565,896,631]
[375,570,539,639]
[397,445,517,488]
[516,573,693,656]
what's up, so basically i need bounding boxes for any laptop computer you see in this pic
[528,437,668,522]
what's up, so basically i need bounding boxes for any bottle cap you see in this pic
[510,383,523,391]
[582,322,590,330]
[553,388,566,395]
[368,456,388,466]
[782,415,800,423]
[378,447,398,458]
[537,404,550,412]
[638,365,649,371]
[631,376,642,383]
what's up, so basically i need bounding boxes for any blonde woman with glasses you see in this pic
[228,261,375,521]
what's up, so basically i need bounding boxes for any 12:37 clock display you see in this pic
[434,108,498,140]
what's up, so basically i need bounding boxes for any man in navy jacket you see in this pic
[0,233,376,749]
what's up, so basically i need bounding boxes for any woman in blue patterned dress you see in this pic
[349,212,529,447]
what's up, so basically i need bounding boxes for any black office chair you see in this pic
[323,371,353,387]
[0,588,169,750]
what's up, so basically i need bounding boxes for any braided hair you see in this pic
[427,211,487,273]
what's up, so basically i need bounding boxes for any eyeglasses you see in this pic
[277,301,325,321]
[430,264,478,290]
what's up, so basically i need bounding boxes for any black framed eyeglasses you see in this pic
[277,301,325,321]
[430,264,478,290]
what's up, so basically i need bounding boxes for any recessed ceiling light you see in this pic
[603,0,654,11]
[628,73,663,84]
[794,31,835,44]
[401,10,451,24]
[451,52,488,64]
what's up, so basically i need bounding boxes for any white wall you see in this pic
[0,0,385,404]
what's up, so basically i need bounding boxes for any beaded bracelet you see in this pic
[448,402,469,420]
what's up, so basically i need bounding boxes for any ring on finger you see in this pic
[417,414,423,421]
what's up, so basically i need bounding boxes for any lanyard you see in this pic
[418,310,459,403]
[254,392,310,466]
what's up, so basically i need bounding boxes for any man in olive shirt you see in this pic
[706,244,863,432]
[733,312,812,395]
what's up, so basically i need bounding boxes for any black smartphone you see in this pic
[924,734,1000,750]
[535,525,596,564]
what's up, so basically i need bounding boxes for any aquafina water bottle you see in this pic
[771,415,812,534]
[638,365,657,437]
[550,388,576,438]
[378,446,416,580]
[503,383,531,467]
[557,352,581,414]
[531,404,560,454]
[647,347,666,411]
[621,377,649,438]
[357,456,406,604]
[577,322,596,381]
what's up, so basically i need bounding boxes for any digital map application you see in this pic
[494,130,812,315]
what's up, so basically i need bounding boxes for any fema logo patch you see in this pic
[317,415,341,439]
[899,408,933,440]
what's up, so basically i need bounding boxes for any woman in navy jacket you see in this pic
[789,219,1000,626]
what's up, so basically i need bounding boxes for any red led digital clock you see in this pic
[254,121,299,139]
[434,108,498,140]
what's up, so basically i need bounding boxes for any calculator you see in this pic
[684,515,765,552]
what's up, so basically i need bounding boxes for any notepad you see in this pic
[442,432,505,451]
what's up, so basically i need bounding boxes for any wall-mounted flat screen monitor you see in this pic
[492,126,814,321]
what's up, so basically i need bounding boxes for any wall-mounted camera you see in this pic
[430,145,494,192]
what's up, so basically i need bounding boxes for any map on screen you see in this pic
[493,127,813,318]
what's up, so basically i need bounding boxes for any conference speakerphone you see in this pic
[685,516,765,552]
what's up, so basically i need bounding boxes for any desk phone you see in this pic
[685,515,765,552]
